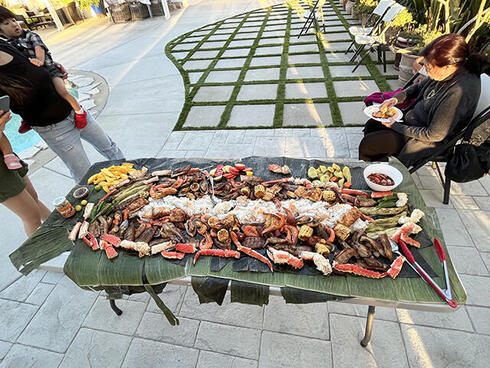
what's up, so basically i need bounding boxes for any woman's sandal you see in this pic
[4,153,22,170]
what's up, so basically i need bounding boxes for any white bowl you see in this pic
[363,164,403,192]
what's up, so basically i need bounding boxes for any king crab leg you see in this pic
[193,249,240,264]
[230,231,273,272]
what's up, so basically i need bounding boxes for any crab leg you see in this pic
[341,188,370,197]
[262,177,294,185]
[267,247,303,269]
[175,243,197,253]
[161,251,185,260]
[199,232,213,250]
[230,231,273,272]
[193,249,240,264]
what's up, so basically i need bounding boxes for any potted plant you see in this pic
[353,0,378,26]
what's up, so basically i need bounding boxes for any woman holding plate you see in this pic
[358,34,485,167]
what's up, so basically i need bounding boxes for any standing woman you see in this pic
[0,39,124,183]
[0,110,50,236]
[358,34,485,167]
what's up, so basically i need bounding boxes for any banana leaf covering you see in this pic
[9,156,467,313]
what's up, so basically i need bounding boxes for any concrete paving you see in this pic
[0,1,489,367]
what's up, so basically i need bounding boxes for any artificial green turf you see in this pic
[165,0,398,130]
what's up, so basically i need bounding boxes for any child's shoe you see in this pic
[75,109,87,129]
[18,120,32,134]
[4,153,22,170]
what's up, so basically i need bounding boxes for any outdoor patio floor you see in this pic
[0,1,489,367]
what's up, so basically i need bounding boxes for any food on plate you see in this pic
[372,107,397,119]
[367,173,395,186]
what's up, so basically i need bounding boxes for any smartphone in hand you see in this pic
[0,95,10,114]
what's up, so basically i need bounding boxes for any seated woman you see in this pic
[358,34,485,167]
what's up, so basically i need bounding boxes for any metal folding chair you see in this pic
[297,0,326,38]
[349,3,405,72]
[345,0,395,54]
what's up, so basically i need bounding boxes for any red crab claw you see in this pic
[161,251,185,260]
[175,243,197,253]
[386,255,405,279]
[242,225,261,237]
[199,232,213,250]
[266,247,303,269]
[230,231,273,272]
[333,262,385,278]
[262,178,293,185]
[262,213,286,234]
[104,245,118,259]
[83,232,99,250]
[193,249,240,264]
[268,164,281,173]
[102,234,121,247]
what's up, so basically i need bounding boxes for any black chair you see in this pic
[297,0,326,38]
[407,73,490,204]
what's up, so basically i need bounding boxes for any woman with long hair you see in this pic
[0,38,124,183]
[358,33,486,167]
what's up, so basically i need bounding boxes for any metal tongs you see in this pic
[398,238,458,309]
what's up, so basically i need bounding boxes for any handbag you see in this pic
[445,142,487,182]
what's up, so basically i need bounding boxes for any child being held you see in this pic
[0,7,87,134]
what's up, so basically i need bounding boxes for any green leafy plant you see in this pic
[353,0,378,16]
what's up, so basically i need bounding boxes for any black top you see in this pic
[392,68,481,143]
[0,41,71,126]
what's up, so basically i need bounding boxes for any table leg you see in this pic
[109,299,123,316]
[360,305,375,347]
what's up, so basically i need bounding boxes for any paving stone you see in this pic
[222,48,251,57]
[419,175,443,190]
[323,132,350,157]
[249,56,282,66]
[284,136,328,157]
[197,351,257,368]
[205,70,241,83]
[59,328,131,368]
[229,39,255,48]
[245,129,276,137]
[330,65,370,78]
[189,71,203,84]
[192,49,220,58]
[0,299,38,341]
[446,246,488,276]
[254,46,284,56]
[287,53,322,65]
[121,338,199,368]
[258,37,285,46]
[322,41,352,51]
[345,133,363,152]
[333,80,378,97]
[263,295,329,339]
[146,284,187,314]
[419,189,454,208]
[202,40,227,48]
[186,150,207,158]
[184,105,226,128]
[83,297,146,335]
[457,210,490,252]
[180,291,263,329]
[288,43,319,53]
[237,84,277,100]
[326,51,357,63]
[184,59,213,70]
[40,271,64,284]
[402,324,490,368]
[259,330,332,368]
[25,282,55,306]
[331,314,408,368]
[206,143,256,158]
[17,276,98,352]
[481,252,490,273]
[194,85,234,102]
[228,104,275,127]
[275,128,311,136]
[479,175,490,195]
[214,58,247,68]
[244,68,280,81]
[0,270,45,302]
[323,32,351,41]
[460,275,490,306]
[0,344,63,368]
[136,313,198,346]
[0,341,11,360]
[157,150,188,158]
[254,136,286,156]
[397,307,474,332]
[435,208,473,246]
[466,306,490,334]
[234,32,258,39]
[259,31,285,39]
[338,101,366,125]
[285,82,328,99]
[328,301,398,321]
[451,180,488,196]
[178,131,215,151]
[388,78,401,91]
[286,66,324,80]
[195,321,260,359]
[450,195,479,209]
[283,103,332,127]
[473,196,490,210]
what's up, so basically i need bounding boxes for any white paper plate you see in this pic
[364,104,403,123]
